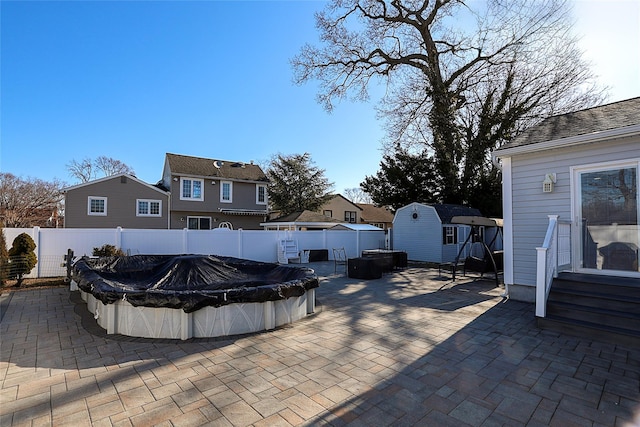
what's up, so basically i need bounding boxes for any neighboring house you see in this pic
[161,153,269,230]
[318,194,363,224]
[392,203,483,263]
[356,203,394,230]
[64,174,170,229]
[261,210,345,231]
[64,153,269,230]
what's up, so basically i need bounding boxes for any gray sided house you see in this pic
[493,97,640,304]
[392,203,483,263]
[64,174,170,229]
[162,153,269,230]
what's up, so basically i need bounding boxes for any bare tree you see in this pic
[67,156,135,183]
[0,173,64,228]
[95,156,135,177]
[293,0,606,207]
[66,158,94,184]
[343,187,373,204]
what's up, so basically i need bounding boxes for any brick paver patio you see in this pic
[1,262,639,426]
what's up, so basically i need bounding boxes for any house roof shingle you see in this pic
[499,97,640,150]
[166,153,268,182]
[269,210,345,223]
[356,203,394,223]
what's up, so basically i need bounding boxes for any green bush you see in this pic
[92,244,126,257]
[8,233,37,287]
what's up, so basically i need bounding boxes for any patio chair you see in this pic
[333,247,348,273]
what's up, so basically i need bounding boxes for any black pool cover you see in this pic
[72,255,319,313]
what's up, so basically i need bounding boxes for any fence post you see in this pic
[535,247,547,317]
[238,229,243,258]
[116,227,122,249]
[183,228,188,253]
[33,226,41,278]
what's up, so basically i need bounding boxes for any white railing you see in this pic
[3,227,387,279]
[535,216,572,317]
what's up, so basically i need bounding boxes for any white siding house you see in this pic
[493,98,640,303]
[392,203,482,263]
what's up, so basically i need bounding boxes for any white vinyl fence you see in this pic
[4,227,387,278]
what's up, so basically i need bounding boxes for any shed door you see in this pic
[574,161,639,277]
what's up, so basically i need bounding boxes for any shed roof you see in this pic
[331,224,382,231]
[165,153,268,182]
[432,204,482,224]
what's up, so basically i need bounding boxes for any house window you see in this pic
[372,223,385,229]
[187,216,211,230]
[180,178,203,201]
[443,226,458,245]
[345,211,356,223]
[137,199,162,217]
[221,181,232,203]
[323,210,333,218]
[256,184,267,204]
[87,197,107,216]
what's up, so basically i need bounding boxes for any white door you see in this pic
[573,160,640,277]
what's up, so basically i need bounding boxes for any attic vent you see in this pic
[121,176,127,184]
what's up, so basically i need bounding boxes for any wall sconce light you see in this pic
[173,177,179,182]
[180,217,185,221]
[543,173,556,193]
[211,181,216,185]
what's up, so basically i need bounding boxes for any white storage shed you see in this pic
[392,203,486,263]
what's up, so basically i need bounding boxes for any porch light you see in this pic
[542,173,556,193]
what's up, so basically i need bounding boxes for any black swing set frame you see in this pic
[450,216,504,287]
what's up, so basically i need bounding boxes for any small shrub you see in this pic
[92,244,126,257]
[8,233,38,287]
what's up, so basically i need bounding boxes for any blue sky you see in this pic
[2,0,639,193]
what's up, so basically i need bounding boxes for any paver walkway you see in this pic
[1,263,639,426]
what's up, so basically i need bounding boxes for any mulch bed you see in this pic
[1,277,68,292]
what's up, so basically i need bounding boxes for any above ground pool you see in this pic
[71,254,319,340]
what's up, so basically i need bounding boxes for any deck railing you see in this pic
[535,216,572,317]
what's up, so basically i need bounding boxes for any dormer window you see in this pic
[180,178,203,201]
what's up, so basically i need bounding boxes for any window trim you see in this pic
[323,210,333,218]
[344,211,357,223]
[220,181,233,203]
[187,216,212,230]
[180,177,204,201]
[256,184,267,205]
[87,196,107,216]
[443,226,458,245]
[136,199,162,217]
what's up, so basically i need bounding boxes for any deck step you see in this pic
[540,273,640,346]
